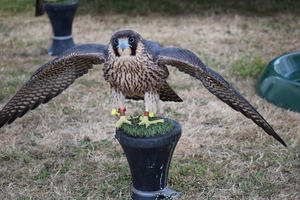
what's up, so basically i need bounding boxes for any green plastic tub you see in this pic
[256,52,300,113]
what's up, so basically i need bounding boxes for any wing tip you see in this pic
[276,136,287,147]
[263,125,287,147]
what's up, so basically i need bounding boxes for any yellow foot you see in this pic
[138,116,164,128]
[116,116,132,129]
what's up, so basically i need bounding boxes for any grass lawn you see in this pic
[0,1,299,199]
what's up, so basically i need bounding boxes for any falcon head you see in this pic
[110,30,142,57]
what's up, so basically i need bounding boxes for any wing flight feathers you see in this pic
[0,44,108,128]
[157,47,286,147]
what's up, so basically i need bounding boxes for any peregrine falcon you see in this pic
[0,30,286,147]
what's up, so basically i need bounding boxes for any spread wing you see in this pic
[0,44,108,127]
[155,47,286,147]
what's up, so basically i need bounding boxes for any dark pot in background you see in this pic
[44,0,78,56]
[115,119,181,200]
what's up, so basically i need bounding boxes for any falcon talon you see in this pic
[138,116,164,128]
[0,30,286,147]
[115,115,132,128]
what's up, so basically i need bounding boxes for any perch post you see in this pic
[115,119,181,200]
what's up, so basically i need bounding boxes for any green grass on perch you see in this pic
[120,117,174,137]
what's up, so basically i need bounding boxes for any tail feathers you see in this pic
[159,82,182,102]
[125,82,183,102]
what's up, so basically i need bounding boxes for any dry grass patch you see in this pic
[0,9,299,200]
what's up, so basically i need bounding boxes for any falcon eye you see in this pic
[128,37,134,44]
[113,38,118,44]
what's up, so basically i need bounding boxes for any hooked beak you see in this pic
[117,39,132,51]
